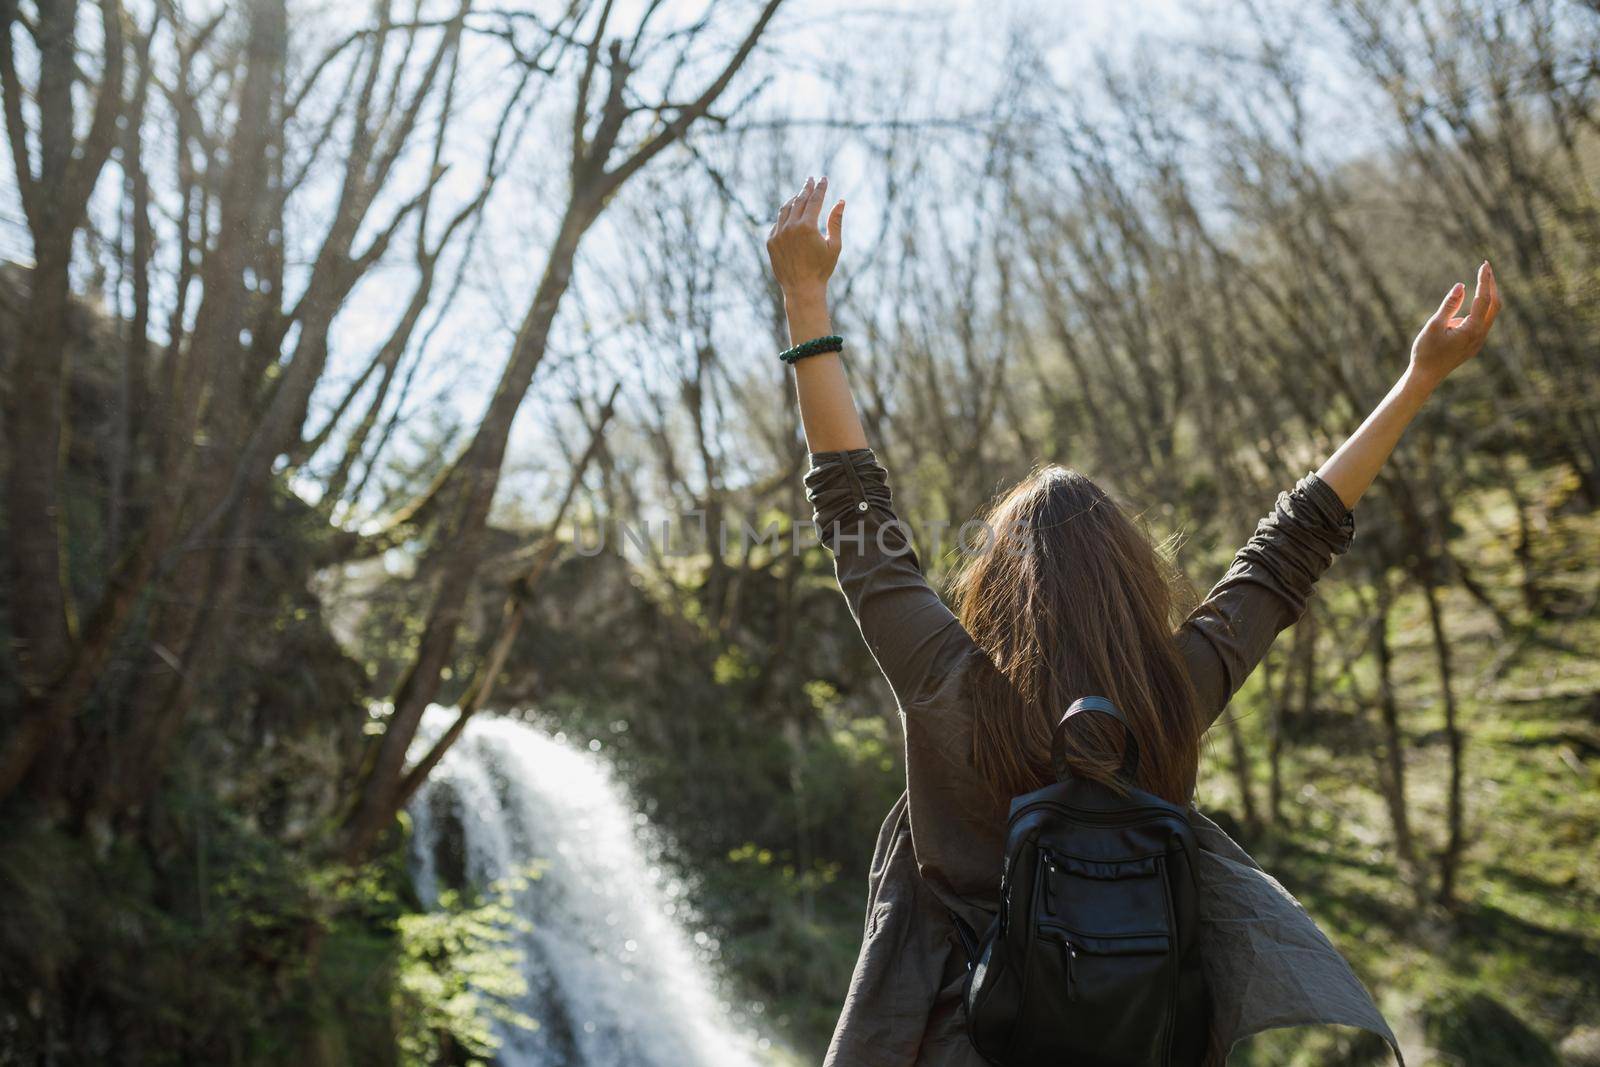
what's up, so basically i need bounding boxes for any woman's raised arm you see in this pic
[766,175,868,452]
[1316,261,1502,508]
[765,178,976,713]
[1176,261,1504,727]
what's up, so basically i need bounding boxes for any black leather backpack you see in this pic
[950,696,1210,1066]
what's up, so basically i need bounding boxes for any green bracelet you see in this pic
[779,334,844,365]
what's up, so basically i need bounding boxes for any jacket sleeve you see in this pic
[805,448,976,709]
[1174,471,1356,730]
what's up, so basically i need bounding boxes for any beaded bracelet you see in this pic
[779,334,844,365]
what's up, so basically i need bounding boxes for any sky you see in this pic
[311,0,1218,519]
[0,0,1377,528]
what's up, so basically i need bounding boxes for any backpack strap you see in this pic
[1051,695,1141,783]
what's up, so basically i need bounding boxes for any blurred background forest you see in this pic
[1,0,1597,1064]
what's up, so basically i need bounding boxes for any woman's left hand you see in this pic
[1408,260,1502,390]
[766,175,845,302]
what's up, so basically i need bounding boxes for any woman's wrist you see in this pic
[1398,364,1440,402]
[1382,367,1435,443]
[782,282,828,307]
[783,286,833,344]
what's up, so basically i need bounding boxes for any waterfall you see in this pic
[406,707,773,1066]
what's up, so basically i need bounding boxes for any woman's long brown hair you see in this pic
[949,465,1205,807]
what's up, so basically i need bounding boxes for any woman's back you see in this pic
[804,449,1388,1066]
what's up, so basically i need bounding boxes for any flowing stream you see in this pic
[407,707,772,1066]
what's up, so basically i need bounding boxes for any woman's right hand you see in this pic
[1408,260,1502,390]
[766,175,845,305]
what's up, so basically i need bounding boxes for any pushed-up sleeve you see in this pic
[1175,471,1356,729]
[805,448,976,710]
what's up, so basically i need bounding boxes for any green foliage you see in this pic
[713,645,757,686]
[1420,987,1562,1067]
[392,876,538,1067]
[707,841,857,1043]
[0,804,380,1064]
[0,788,538,1065]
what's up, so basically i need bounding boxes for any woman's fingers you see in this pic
[774,176,840,235]
[1429,281,1466,330]
[769,177,842,264]
[1472,261,1492,314]
[1466,261,1493,329]
[801,176,828,226]
[792,176,816,225]
[1451,260,1504,339]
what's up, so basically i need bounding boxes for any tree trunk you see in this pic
[1370,589,1418,886]
[3,238,75,695]
[1222,695,1261,836]
[1420,575,1466,910]
[343,204,594,859]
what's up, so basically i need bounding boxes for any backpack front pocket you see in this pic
[1036,924,1175,1063]
[1029,850,1179,1064]
[1040,851,1171,936]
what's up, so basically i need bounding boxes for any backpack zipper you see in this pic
[1040,849,1057,913]
[1159,854,1179,1064]
[1061,936,1078,1000]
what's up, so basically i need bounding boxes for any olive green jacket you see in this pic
[805,448,1403,1067]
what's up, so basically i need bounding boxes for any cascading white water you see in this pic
[407,706,774,1066]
